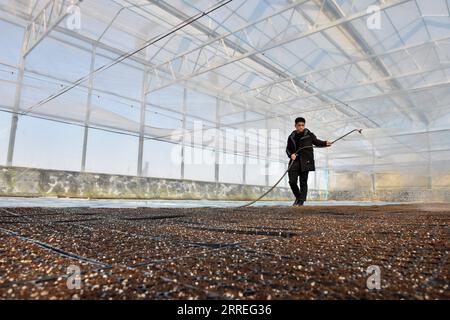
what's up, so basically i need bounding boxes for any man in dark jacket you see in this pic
[286,117,332,206]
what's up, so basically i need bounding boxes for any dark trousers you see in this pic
[288,160,309,201]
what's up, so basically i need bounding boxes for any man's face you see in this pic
[295,122,305,133]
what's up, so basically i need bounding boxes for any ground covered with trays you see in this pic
[0,204,448,300]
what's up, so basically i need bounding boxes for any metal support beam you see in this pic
[146,0,410,131]
[370,134,376,193]
[6,25,29,166]
[249,62,450,108]
[137,62,150,176]
[214,98,220,183]
[6,0,80,166]
[181,85,187,180]
[243,111,247,185]
[265,117,270,187]
[230,35,450,104]
[23,0,82,57]
[145,0,409,95]
[0,6,290,137]
[235,79,450,127]
[326,153,330,196]
[426,126,432,189]
[81,45,96,172]
[321,0,425,125]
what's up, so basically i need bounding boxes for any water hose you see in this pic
[238,129,363,207]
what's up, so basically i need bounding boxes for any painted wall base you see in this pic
[0,166,448,202]
[0,166,296,201]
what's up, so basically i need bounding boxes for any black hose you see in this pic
[238,129,363,207]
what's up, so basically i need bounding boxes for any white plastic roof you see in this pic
[0,0,450,179]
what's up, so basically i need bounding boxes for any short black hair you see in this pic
[295,117,306,124]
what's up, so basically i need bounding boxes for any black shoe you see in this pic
[297,200,304,206]
[292,198,300,206]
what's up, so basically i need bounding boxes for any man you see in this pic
[286,117,332,206]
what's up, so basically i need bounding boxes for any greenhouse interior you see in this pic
[0,0,448,301]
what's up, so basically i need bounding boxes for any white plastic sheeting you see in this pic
[0,0,449,189]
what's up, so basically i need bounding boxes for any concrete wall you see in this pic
[1,166,448,202]
[0,166,300,201]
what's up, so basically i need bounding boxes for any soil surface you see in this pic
[0,204,448,300]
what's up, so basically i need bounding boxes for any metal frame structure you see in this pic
[0,0,449,189]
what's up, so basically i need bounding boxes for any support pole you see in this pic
[7,27,29,166]
[81,45,96,172]
[426,126,432,190]
[265,117,270,186]
[371,138,376,194]
[326,153,330,199]
[243,111,247,185]
[181,85,187,179]
[214,98,220,183]
[137,65,149,176]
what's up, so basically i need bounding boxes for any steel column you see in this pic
[81,45,96,172]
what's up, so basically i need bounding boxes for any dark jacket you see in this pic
[286,129,327,172]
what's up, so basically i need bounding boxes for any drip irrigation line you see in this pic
[0,207,278,291]
[0,226,109,267]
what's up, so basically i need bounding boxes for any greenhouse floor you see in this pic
[0,204,448,300]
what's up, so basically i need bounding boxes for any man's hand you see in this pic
[290,154,297,161]
[326,141,333,147]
